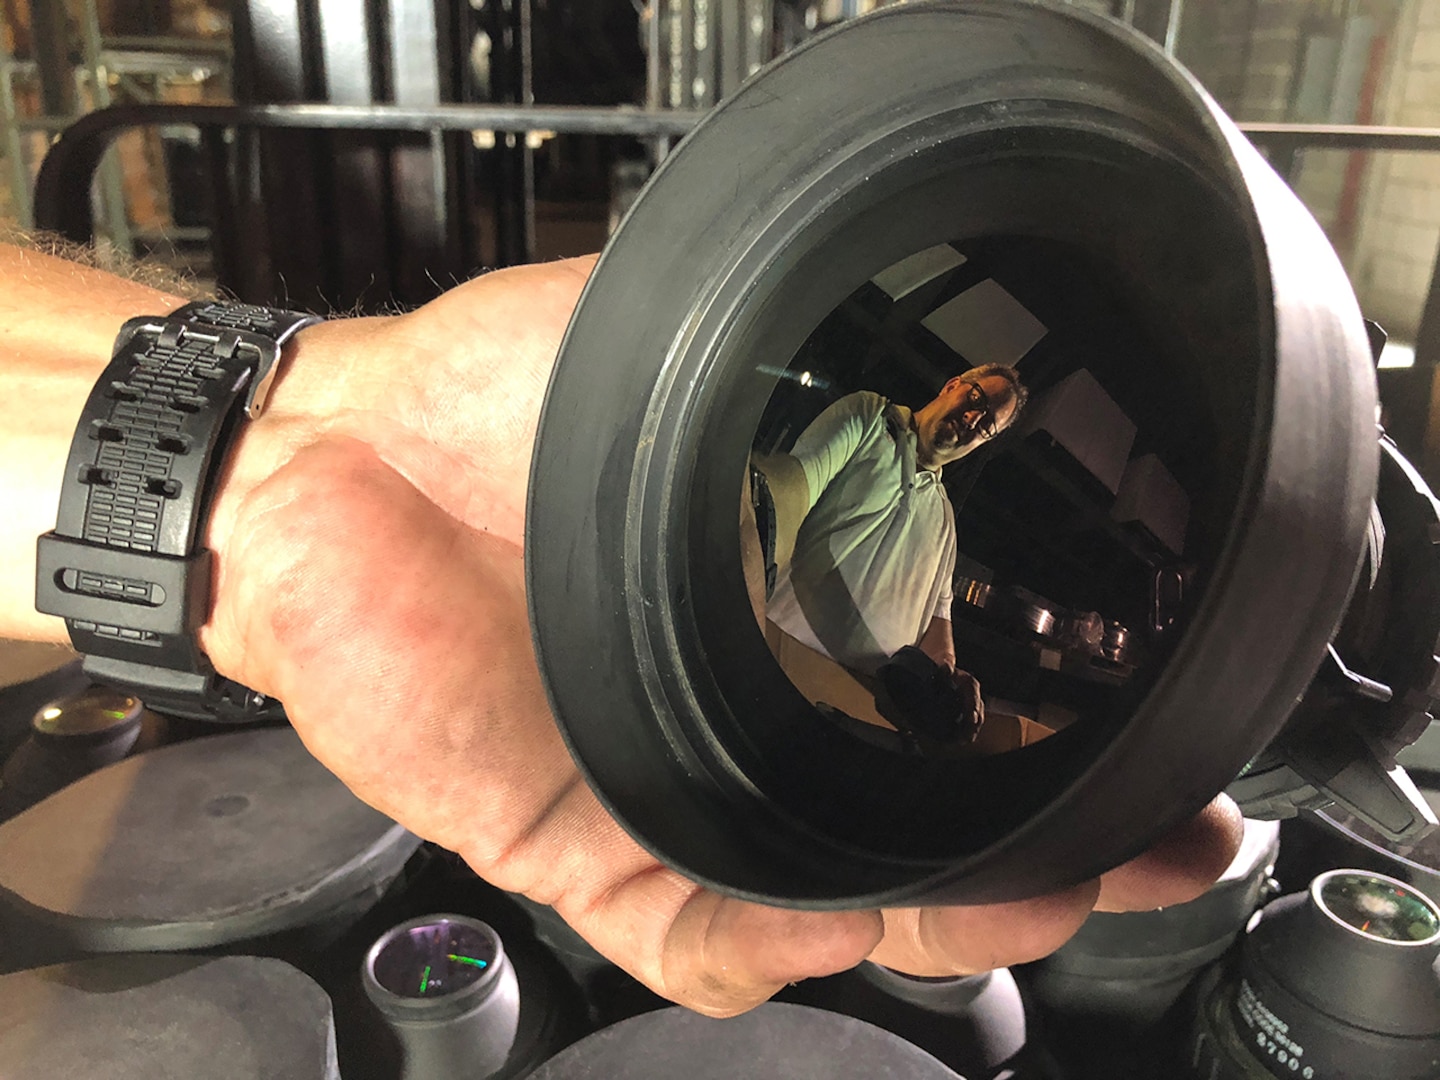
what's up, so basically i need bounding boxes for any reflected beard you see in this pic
[933,416,978,452]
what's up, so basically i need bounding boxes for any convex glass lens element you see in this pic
[33,687,141,736]
[744,238,1213,757]
[1317,872,1440,944]
[372,918,499,999]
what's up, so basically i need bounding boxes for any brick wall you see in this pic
[1181,0,1439,342]
[1349,0,1440,339]
[1238,0,1310,120]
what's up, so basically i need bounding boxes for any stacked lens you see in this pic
[1190,869,1440,1079]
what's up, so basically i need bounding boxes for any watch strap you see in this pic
[35,301,320,721]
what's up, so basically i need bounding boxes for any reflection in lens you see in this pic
[32,687,142,737]
[744,238,1215,760]
[371,918,499,999]
[1317,872,1440,944]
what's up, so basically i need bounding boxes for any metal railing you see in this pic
[13,101,1440,472]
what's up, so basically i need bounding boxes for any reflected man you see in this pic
[756,365,1026,681]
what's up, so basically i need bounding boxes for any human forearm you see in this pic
[0,241,376,648]
[917,615,955,670]
[0,241,187,641]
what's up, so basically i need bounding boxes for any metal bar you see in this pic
[486,0,524,268]
[521,0,538,263]
[29,0,76,118]
[42,102,1440,147]
[196,126,236,289]
[1162,0,1183,56]
[520,0,536,263]
[315,0,393,308]
[97,51,226,77]
[101,36,232,57]
[646,0,662,109]
[387,0,452,295]
[743,0,771,80]
[692,0,717,107]
[719,0,743,100]
[76,0,133,257]
[672,0,693,107]
[0,6,34,228]
[647,1,673,162]
[49,101,707,136]
[1238,122,1440,152]
[232,0,311,103]
[221,2,318,306]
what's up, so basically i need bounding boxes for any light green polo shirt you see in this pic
[766,391,956,674]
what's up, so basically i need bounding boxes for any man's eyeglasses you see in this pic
[960,382,1006,441]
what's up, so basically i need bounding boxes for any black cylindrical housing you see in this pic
[528,0,1377,907]
[0,686,155,819]
[1231,870,1440,1078]
[361,914,521,1080]
[1191,870,1440,1080]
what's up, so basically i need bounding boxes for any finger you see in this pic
[868,879,1100,977]
[659,891,883,1017]
[468,755,883,1017]
[1096,793,1244,912]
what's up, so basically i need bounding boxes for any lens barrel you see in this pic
[361,914,521,1080]
[528,0,1378,907]
[1190,870,1440,1079]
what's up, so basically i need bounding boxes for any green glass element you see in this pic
[1319,873,1440,943]
[420,964,431,994]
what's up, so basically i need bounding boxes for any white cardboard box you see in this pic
[1018,368,1136,494]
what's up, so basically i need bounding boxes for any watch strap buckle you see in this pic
[82,655,286,724]
[113,315,284,420]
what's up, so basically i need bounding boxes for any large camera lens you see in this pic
[1189,870,1440,1079]
[362,915,520,1080]
[527,1,1378,906]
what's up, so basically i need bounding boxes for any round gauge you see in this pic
[370,917,500,1000]
[32,687,142,737]
[1315,871,1440,944]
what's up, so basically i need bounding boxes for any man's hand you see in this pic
[11,249,1243,1016]
[950,668,986,739]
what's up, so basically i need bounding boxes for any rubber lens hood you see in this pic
[526,0,1377,907]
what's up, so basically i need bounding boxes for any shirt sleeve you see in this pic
[787,392,886,513]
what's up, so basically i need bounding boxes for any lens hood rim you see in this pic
[527,0,1378,907]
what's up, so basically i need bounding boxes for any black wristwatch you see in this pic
[35,301,322,722]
